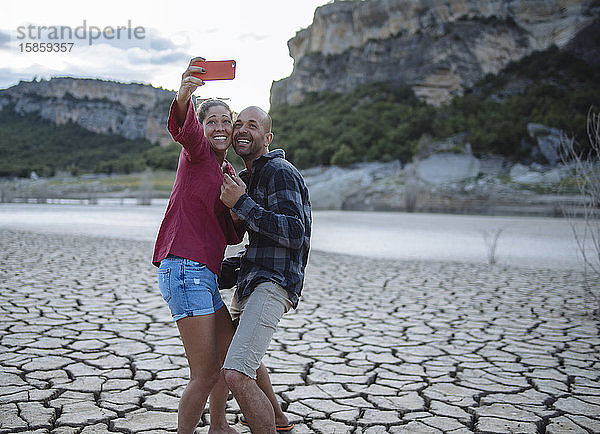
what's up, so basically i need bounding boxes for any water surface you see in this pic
[0,203,585,270]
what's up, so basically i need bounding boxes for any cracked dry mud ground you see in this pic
[0,229,599,433]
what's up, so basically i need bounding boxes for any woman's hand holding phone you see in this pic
[176,58,236,107]
[174,57,236,125]
[173,57,206,125]
[176,57,206,106]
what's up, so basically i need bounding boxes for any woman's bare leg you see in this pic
[207,306,238,433]
[176,314,221,434]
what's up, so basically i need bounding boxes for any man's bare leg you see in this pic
[224,369,276,434]
[256,362,291,427]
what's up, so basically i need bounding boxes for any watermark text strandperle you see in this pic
[16,20,146,47]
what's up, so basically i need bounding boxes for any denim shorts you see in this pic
[157,255,224,321]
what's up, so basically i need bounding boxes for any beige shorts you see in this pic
[223,281,292,379]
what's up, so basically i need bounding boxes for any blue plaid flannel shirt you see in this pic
[232,149,312,308]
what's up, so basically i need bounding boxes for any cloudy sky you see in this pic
[0,0,331,112]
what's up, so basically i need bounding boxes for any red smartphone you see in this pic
[191,60,236,81]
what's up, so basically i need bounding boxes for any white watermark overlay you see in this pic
[15,20,147,52]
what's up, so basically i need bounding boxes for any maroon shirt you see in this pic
[152,98,241,275]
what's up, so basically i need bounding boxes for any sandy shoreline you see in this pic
[1,229,599,433]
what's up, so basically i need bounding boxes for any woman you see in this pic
[153,57,241,434]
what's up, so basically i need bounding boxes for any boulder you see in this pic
[304,162,401,209]
[479,155,510,176]
[305,167,364,210]
[527,123,565,166]
[541,167,564,184]
[416,153,480,184]
[509,163,544,183]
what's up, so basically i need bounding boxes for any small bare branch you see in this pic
[483,227,504,265]
[560,108,600,314]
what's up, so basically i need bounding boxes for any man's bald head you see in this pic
[233,106,274,165]
[239,106,272,133]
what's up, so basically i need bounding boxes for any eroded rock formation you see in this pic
[0,77,175,145]
[271,0,599,107]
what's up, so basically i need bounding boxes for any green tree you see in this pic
[330,144,356,166]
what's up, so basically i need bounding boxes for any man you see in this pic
[220,106,311,433]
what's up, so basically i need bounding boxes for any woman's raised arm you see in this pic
[174,57,206,126]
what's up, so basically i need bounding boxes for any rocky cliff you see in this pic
[271,0,599,107]
[0,78,175,145]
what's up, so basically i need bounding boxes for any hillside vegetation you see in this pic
[270,45,600,169]
[0,45,598,178]
[0,109,180,178]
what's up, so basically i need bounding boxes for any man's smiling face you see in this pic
[232,106,273,162]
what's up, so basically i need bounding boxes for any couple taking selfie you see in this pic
[152,57,312,433]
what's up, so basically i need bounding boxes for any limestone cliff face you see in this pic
[0,77,175,145]
[271,0,599,107]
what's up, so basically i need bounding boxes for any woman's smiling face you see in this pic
[202,105,233,154]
